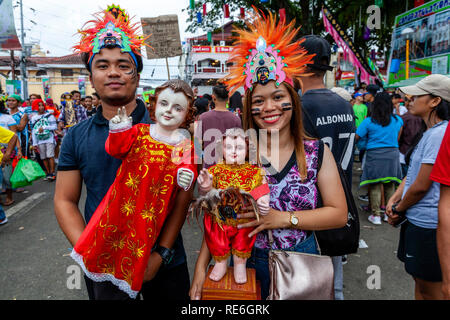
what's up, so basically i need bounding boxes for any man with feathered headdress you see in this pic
[54,5,191,300]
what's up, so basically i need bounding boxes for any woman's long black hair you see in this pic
[370,91,399,127]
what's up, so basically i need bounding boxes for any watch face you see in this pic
[291,215,299,226]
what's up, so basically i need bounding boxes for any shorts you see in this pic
[397,220,442,282]
[38,143,55,160]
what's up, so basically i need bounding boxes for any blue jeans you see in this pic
[0,167,6,221]
[246,232,319,300]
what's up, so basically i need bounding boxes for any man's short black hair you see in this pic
[85,96,93,100]
[392,93,401,100]
[81,51,144,74]
[71,90,81,96]
[212,84,229,101]
[92,92,100,99]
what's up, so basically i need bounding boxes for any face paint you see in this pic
[281,102,292,112]
[251,108,262,116]
[155,88,189,130]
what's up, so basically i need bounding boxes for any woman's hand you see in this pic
[189,267,207,300]
[237,208,289,238]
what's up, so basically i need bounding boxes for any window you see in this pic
[36,70,47,77]
[61,69,73,77]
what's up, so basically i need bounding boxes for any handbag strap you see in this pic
[267,228,323,256]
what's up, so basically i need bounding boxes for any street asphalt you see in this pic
[0,162,414,300]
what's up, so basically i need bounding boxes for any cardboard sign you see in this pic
[141,15,182,59]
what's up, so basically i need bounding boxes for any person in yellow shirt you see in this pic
[0,127,18,225]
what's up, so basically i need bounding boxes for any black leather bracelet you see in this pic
[153,244,175,265]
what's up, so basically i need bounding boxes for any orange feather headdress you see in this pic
[73,4,147,68]
[223,8,314,95]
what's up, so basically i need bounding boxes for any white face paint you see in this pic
[223,136,247,165]
[155,88,189,131]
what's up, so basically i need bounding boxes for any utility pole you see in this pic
[19,0,28,100]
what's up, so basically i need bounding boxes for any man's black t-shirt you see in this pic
[301,88,356,186]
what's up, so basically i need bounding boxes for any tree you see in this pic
[184,0,415,59]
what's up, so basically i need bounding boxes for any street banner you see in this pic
[387,0,450,87]
[141,15,182,59]
[322,6,377,84]
[0,0,22,50]
[42,78,50,99]
[78,76,86,97]
[5,80,21,96]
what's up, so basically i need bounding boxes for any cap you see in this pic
[331,87,352,102]
[299,35,334,71]
[366,84,380,96]
[399,74,450,102]
[8,94,22,103]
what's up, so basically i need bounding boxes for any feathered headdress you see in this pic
[73,4,148,68]
[223,8,314,95]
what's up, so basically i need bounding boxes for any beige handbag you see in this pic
[267,230,335,300]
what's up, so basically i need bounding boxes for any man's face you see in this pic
[30,95,38,105]
[90,47,140,107]
[92,96,100,106]
[72,93,81,104]
[84,98,93,109]
[364,93,373,102]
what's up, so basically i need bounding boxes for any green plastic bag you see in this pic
[10,159,33,189]
[20,158,46,182]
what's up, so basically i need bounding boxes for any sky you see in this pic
[11,0,206,86]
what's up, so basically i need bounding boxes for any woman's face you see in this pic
[155,87,189,131]
[6,98,18,109]
[250,81,293,132]
[408,94,440,117]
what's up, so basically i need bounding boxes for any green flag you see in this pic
[190,0,195,9]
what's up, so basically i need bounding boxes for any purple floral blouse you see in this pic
[255,139,322,250]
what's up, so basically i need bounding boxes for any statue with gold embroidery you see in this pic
[69,6,197,298]
[190,128,270,284]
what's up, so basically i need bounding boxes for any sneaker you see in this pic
[380,205,386,212]
[358,194,369,202]
[368,215,382,225]
[43,175,49,181]
[49,174,56,182]
[342,255,348,265]
[384,214,389,222]
[0,217,8,225]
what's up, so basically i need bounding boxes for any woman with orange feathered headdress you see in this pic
[189,8,348,300]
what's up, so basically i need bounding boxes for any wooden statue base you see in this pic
[202,266,261,300]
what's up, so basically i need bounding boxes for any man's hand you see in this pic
[143,251,163,283]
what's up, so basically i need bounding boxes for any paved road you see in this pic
[0,162,414,300]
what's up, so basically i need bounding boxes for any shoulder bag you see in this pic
[267,230,334,300]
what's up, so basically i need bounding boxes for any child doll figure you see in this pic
[71,80,197,298]
[196,128,270,284]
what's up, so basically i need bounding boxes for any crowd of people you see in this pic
[1,5,449,302]
[0,89,101,224]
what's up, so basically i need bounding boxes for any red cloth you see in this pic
[31,99,45,112]
[204,163,267,261]
[430,124,450,186]
[72,124,197,297]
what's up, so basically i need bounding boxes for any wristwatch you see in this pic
[289,211,299,227]
[153,244,175,266]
